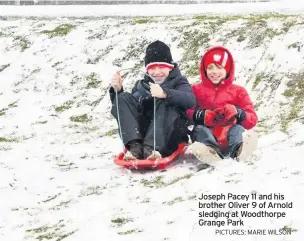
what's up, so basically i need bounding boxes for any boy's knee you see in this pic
[228,124,245,143]
[229,124,245,135]
[193,125,210,133]
[191,125,214,142]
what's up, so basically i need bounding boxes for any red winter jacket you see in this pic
[187,46,258,139]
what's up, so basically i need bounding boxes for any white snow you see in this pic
[1,3,304,241]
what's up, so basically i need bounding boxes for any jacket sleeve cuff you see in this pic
[109,86,124,94]
[162,87,171,100]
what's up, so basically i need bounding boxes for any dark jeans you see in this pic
[191,124,244,158]
[111,92,188,157]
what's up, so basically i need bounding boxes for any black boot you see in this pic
[143,144,162,159]
[143,144,153,159]
[127,140,143,159]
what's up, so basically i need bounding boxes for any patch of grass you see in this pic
[252,73,276,89]
[247,27,282,49]
[55,105,71,112]
[188,194,196,200]
[0,137,18,143]
[84,126,99,132]
[0,64,10,72]
[140,176,166,188]
[40,24,74,38]
[42,193,61,203]
[256,118,272,134]
[178,29,210,77]
[26,221,77,241]
[268,55,275,61]
[56,231,77,241]
[36,120,48,124]
[8,100,18,108]
[70,75,81,86]
[295,141,304,147]
[287,42,302,52]
[121,37,149,63]
[133,18,151,24]
[100,129,118,137]
[282,20,296,33]
[0,111,5,116]
[54,100,73,113]
[70,114,91,123]
[282,88,298,97]
[52,62,62,68]
[87,55,102,64]
[245,13,289,23]
[87,29,107,40]
[253,74,263,89]
[193,15,218,21]
[50,200,72,210]
[86,73,101,89]
[163,196,184,205]
[281,225,297,233]
[111,217,133,227]
[237,33,246,42]
[280,72,304,132]
[14,36,31,52]
[140,198,150,203]
[140,173,193,188]
[26,226,50,234]
[118,229,142,235]
[79,186,105,196]
[31,68,41,74]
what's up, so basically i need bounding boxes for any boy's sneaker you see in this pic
[185,141,222,165]
[236,130,258,162]
[123,151,137,160]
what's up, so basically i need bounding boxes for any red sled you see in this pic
[114,143,186,170]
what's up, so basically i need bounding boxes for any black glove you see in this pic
[193,109,205,125]
[236,107,246,123]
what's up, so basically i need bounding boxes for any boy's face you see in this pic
[206,63,227,84]
[147,66,171,83]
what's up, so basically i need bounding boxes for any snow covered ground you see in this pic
[1,4,304,241]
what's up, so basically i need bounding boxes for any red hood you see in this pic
[200,46,235,88]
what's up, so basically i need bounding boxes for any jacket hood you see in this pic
[200,46,235,88]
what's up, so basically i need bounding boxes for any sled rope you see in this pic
[115,89,127,155]
[116,68,157,157]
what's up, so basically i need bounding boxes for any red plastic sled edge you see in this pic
[114,143,186,170]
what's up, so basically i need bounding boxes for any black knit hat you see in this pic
[144,40,174,71]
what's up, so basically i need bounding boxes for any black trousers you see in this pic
[111,92,188,157]
[191,124,245,158]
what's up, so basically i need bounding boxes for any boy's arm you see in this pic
[236,87,258,130]
[109,86,124,103]
[186,85,197,120]
[162,77,195,109]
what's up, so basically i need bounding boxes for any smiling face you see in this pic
[206,63,227,85]
[147,66,171,83]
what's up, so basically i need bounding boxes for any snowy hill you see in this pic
[1,5,304,241]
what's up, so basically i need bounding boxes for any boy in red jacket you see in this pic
[187,46,258,162]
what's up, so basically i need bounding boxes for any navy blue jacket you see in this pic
[109,65,195,116]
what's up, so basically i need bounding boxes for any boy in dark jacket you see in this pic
[187,46,258,162]
[110,40,195,160]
